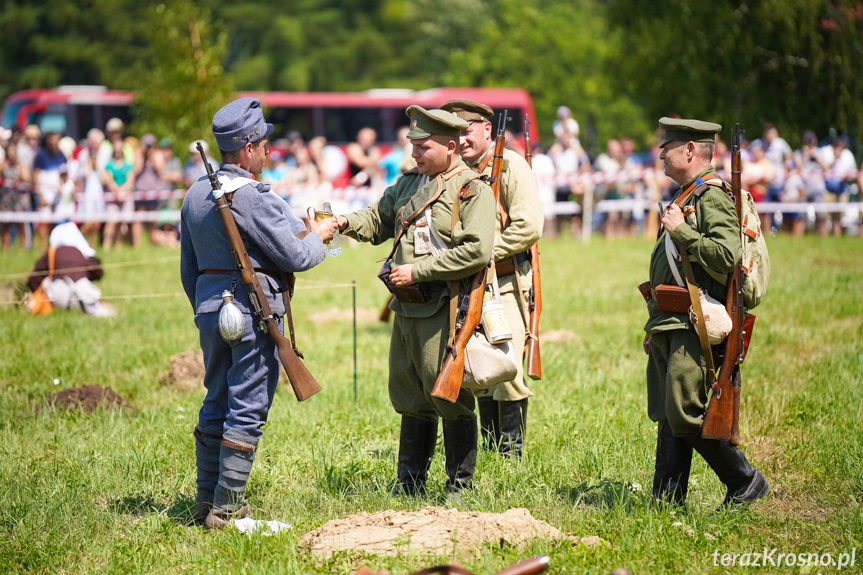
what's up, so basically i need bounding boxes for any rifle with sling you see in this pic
[522,114,543,380]
[701,124,749,444]
[379,294,394,322]
[198,143,322,401]
[431,117,507,403]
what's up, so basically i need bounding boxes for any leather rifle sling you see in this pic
[444,171,488,349]
[677,248,716,386]
[481,153,531,338]
[446,188,462,349]
[666,178,724,387]
[280,271,302,357]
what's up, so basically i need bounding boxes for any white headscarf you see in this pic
[49,221,97,258]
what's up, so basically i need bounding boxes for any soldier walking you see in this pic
[643,117,769,509]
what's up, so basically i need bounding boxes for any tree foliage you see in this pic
[606,0,863,146]
[2,0,862,152]
[130,1,232,156]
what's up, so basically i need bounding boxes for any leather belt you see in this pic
[203,268,279,276]
[495,251,530,277]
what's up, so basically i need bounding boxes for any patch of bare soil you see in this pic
[300,507,600,559]
[161,350,205,392]
[37,385,136,415]
[309,307,381,324]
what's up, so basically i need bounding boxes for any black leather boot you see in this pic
[477,396,500,452]
[498,398,528,458]
[652,421,693,506]
[394,415,438,497]
[685,434,769,509]
[443,417,478,495]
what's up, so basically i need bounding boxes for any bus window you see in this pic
[1,99,33,129]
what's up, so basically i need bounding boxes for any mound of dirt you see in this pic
[300,507,595,559]
[162,350,205,391]
[38,385,135,415]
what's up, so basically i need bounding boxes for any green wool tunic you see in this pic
[343,161,495,420]
[644,167,741,435]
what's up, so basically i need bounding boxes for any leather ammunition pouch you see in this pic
[378,260,444,304]
[495,251,530,277]
[638,281,691,313]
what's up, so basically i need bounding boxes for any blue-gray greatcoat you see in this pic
[180,163,326,447]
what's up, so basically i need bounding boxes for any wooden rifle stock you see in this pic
[494,555,550,575]
[522,114,542,380]
[379,294,394,322]
[198,143,321,401]
[701,124,745,442]
[431,267,487,402]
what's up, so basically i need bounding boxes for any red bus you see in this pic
[2,86,538,145]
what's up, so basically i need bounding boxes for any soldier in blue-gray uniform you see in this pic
[180,98,338,529]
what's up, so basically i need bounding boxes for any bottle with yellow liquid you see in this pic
[309,202,342,257]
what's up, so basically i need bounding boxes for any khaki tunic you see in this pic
[472,148,543,401]
[343,160,495,420]
[645,167,741,435]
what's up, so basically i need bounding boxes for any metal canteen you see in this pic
[218,290,245,341]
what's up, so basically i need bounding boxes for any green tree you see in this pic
[216,0,422,92]
[439,0,651,153]
[130,1,232,161]
[607,0,863,147]
[0,0,154,102]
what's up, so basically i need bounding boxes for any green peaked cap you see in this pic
[659,117,722,148]
[406,105,468,140]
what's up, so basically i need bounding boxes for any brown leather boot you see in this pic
[203,506,251,530]
[193,501,213,526]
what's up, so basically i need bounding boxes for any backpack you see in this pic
[703,187,770,308]
[738,189,770,309]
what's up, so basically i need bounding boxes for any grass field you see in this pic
[1,232,861,574]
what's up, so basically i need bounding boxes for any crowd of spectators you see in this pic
[1,112,861,252]
[534,115,862,239]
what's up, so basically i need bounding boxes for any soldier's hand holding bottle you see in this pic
[310,216,338,244]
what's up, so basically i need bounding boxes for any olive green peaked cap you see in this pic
[440,99,495,123]
[659,117,722,148]
[406,105,469,140]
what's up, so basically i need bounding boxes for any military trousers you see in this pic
[646,328,717,437]
[389,304,476,422]
[474,267,534,402]
[196,311,281,446]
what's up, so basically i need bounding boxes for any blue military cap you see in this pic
[212,98,274,152]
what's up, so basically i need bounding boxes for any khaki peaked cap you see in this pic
[440,99,495,123]
[659,117,722,148]
[406,105,468,140]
